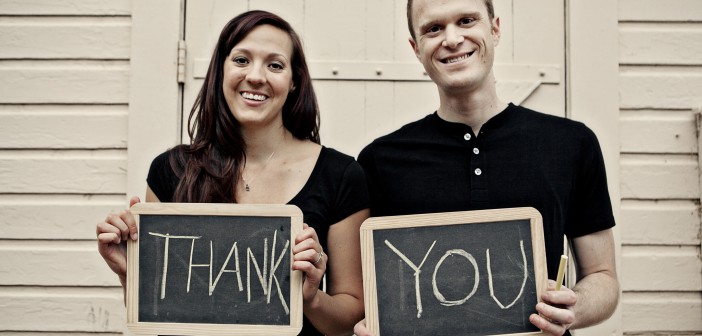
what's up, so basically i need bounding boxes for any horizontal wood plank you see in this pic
[620,199,700,245]
[622,245,702,291]
[0,150,127,194]
[0,0,130,16]
[0,62,129,104]
[622,292,702,332]
[0,195,126,240]
[0,112,127,149]
[619,0,702,22]
[0,18,130,59]
[620,111,697,154]
[0,241,119,286]
[0,287,125,332]
[620,23,702,65]
[619,67,702,110]
[620,154,699,199]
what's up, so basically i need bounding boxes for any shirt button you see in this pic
[474,168,482,176]
[473,148,479,154]
[463,133,471,141]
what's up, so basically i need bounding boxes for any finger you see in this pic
[129,196,140,208]
[542,287,577,306]
[120,209,139,241]
[105,212,130,241]
[535,302,574,326]
[529,313,566,335]
[292,237,319,254]
[97,232,121,245]
[97,219,124,242]
[292,259,326,274]
[295,225,319,244]
[293,249,320,263]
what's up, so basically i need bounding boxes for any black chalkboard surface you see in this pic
[360,207,547,336]
[126,203,303,336]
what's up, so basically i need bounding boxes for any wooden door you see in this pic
[182,0,565,157]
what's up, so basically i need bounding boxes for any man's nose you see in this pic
[442,25,464,49]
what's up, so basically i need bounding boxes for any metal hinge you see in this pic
[177,40,186,84]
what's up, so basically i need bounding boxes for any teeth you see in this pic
[241,92,267,101]
[446,54,469,63]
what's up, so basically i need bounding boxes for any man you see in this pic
[354,0,619,335]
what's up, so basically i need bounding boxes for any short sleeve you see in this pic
[329,159,370,225]
[146,150,179,202]
[565,127,616,237]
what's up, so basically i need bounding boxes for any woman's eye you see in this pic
[232,56,248,65]
[269,62,284,71]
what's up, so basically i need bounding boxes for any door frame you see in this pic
[127,2,622,333]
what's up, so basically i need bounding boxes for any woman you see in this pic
[96,10,368,335]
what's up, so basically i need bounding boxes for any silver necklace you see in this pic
[242,151,276,192]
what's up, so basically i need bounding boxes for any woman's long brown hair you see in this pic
[170,10,320,203]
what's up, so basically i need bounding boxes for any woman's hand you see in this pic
[96,196,141,284]
[292,223,326,305]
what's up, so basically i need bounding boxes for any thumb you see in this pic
[129,196,141,208]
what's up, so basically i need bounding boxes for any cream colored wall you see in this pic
[0,0,130,333]
[618,0,702,334]
[1,0,701,334]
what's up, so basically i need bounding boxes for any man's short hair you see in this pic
[406,0,495,40]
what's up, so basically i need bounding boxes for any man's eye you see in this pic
[460,18,475,25]
[427,25,441,33]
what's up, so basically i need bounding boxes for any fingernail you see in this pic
[131,233,138,240]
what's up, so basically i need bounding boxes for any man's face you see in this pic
[409,0,500,94]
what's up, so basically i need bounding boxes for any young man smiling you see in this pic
[354,0,619,335]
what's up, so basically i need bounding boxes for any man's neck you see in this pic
[436,87,507,135]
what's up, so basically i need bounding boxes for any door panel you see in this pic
[183,0,565,156]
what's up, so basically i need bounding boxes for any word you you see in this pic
[148,230,290,314]
[385,239,528,318]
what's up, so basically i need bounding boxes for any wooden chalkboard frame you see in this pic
[360,207,547,336]
[127,203,304,336]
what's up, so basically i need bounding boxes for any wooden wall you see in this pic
[618,0,702,334]
[0,0,130,333]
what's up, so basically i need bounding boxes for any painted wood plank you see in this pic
[619,23,702,65]
[620,154,699,199]
[0,150,127,194]
[620,110,697,154]
[0,241,120,286]
[620,199,700,245]
[0,17,131,59]
[0,62,129,104]
[0,287,126,332]
[622,292,702,332]
[0,0,130,16]
[622,245,702,291]
[0,195,126,240]
[248,0,304,33]
[0,112,127,149]
[619,66,702,110]
[619,0,702,22]
[303,1,365,61]
[393,0,417,62]
[315,81,367,157]
[364,82,396,148]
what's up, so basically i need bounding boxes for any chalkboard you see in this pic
[126,203,303,336]
[360,207,547,336]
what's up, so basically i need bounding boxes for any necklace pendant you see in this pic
[245,183,250,192]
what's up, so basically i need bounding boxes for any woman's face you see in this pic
[222,24,294,130]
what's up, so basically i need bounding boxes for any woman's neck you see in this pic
[242,125,289,163]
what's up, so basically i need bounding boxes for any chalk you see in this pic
[555,255,568,291]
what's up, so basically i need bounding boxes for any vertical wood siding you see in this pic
[0,1,130,334]
[619,0,702,333]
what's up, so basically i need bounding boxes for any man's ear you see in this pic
[409,37,420,59]
[492,16,501,46]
